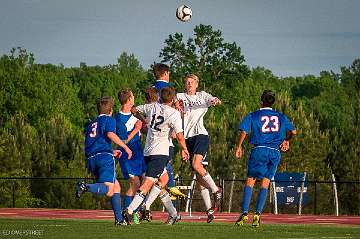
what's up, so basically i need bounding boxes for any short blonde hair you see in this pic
[185,73,199,83]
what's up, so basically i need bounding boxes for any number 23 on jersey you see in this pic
[261,116,279,132]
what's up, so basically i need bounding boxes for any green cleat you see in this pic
[235,213,248,226]
[252,213,261,227]
[133,212,140,224]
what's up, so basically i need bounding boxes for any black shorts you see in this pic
[144,155,169,178]
[186,134,209,166]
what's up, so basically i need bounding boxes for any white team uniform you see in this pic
[136,103,183,156]
[176,91,216,139]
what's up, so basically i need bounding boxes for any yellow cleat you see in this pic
[169,187,186,198]
[170,195,177,201]
[235,213,248,226]
[252,214,261,227]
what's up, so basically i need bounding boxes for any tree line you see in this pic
[0,24,359,214]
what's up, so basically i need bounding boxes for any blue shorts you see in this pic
[186,135,209,165]
[247,146,281,180]
[144,155,169,179]
[118,141,146,180]
[87,153,116,183]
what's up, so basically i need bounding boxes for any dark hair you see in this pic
[160,86,175,104]
[97,96,114,114]
[144,87,158,103]
[117,88,133,105]
[261,90,275,106]
[153,63,170,79]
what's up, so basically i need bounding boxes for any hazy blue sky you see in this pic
[1,0,359,76]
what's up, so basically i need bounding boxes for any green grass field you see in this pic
[0,218,359,239]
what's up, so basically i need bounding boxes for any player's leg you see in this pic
[111,180,126,225]
[252,149,280,227]
[250,178,269,227]
[190,135,222,209]
[123,155,168,224]
[159,188,180,225]
[192,155,221,210]
[235,177,255,225]
[144,169,169,210]
[198,183,214,223]
[77,154,112,198]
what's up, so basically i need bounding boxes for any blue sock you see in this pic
[255,188,268,214]
[86,183,108,195]
[111,193,123,221]
[242,186,253,213]
[166,163,176,188]
[124,195,133,209]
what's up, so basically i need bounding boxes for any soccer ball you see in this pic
[176,5,192,22]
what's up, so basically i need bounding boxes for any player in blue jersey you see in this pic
[77,96,132,225]
[234,90,297,227]
[152,63,185,199]
[116,89,146,224]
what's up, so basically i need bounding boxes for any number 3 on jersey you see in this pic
[150,114,164,131]
[261,116,279,132]
[89,122,98,137]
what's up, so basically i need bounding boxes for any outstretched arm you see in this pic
[209,97,222,106]
[280,129,297,152]
[235,131,247,159]
[131,106,147,122]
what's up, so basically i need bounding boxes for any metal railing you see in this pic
[0,177,359,215]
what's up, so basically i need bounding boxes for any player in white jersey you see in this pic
[176,73,222,223]
[123,87,190,225]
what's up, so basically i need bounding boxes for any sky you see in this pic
[1,0,359,77]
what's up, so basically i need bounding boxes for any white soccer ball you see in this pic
[176,5,192,22]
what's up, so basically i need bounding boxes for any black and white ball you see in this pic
[176,5,192,22]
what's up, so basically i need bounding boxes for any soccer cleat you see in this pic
[212,188,222,211]
[114,220,127,226]
[206,208,215,223]
[175,214,182,222]
[165,215,179,225]
[75,181,88,198]
[122,210,133,225]
[169,187,186,198]
[170,195,177,201]
[133,212,140,225]
[142,209,152,222]
[252,213,261,227]
[235,213,248,226]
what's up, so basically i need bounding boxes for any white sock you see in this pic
[202,172,218,193]
[145,185,162,210]
[160,191,177,217]
[128,191,145,214]
[200,187,212,210]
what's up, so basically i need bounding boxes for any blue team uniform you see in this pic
[239,107,295,179]
[153,80,172,91]
[84,114,117,183]
[115,112,146,180]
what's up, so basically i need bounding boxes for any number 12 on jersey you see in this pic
[261,116,279,132]
[150,114,164,131]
